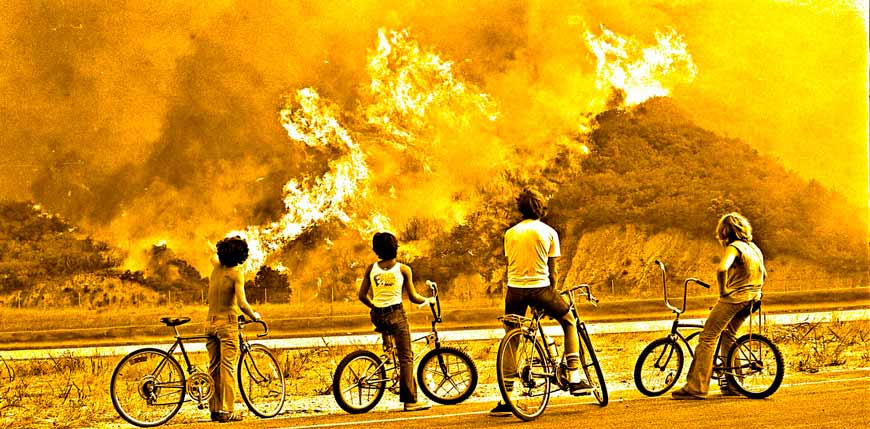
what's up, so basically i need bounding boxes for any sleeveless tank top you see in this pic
[721,240,766,303]
[370,262,404,308]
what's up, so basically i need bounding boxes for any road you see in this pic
[162,368,870,429]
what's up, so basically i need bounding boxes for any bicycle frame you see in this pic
[500,284,599,384]
[654,259,763,371]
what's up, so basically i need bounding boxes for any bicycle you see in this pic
[110,316,285,427]
[332,280,478,414]
[633,260,784,399]
[495,284,608,421]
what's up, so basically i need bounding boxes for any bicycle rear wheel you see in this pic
[110,348,185,427]
[496,328,551,421]
[634,337,684,396]
[238,344,285,418]
[579,327,608,406]
[332,350,387,414]
[417,346,478,404]
[724,334,784,399]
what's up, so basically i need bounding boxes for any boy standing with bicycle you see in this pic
[491,188,591,417]
[357,232,435,412]
[206,236,261,422]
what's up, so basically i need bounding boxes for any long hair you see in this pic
[516,188,548,220]
[216,236,249,268]
[716,212,753,246]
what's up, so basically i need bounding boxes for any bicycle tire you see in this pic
[579,328,608,406]
[332,350,387,414]
[110,348,186,427]
[237,344,286,418]
[633,337,684,397]
[496,328,551,421]
[416,346,478,405]
[724,334,784,399]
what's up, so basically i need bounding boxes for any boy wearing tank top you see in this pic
[357,232,435,412]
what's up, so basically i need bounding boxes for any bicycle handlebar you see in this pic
[238,317,269,338]
[655,259,711,315]
[562,284,599,307]
[425,280,442,322]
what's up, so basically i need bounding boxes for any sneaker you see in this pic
[489,402,513,417]
[671,387,705,400]
[569,380,593,396]
[215,412,243,423]
[403,401,432,412]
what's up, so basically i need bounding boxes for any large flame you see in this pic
[364,28,499,149]
[228,27,501,274]
[230,88,371,272]
[585,25,697,106]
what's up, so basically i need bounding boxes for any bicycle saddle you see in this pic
[160,317,191,326]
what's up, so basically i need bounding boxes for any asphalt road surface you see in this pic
[163,368,870,429]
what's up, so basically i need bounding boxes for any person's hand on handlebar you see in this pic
[416,296,436,309]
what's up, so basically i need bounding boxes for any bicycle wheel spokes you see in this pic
[238,344,285,418]
[111,349,185,427]
[333,350,387,414]
[634,338,684,397]
[497,329,550,421]
[726,334,784,398]
[417,347,478,404]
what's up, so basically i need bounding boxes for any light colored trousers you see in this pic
[205,315,239,413]
[685,300,751,395]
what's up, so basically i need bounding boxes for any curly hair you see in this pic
[372,232,399,260]
[516,188,548,220]
[716,212,753,245]
[216,236,249,268]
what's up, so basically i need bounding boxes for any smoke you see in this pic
[1,0,866,273]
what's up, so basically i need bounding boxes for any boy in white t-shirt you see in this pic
[357,232,434,411]
[491,188,591,417]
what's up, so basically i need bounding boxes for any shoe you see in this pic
[403,401,431,412]
[569,380,593,396]
[671,387,705,400]
[489,402,513,417]
[209,412,220,422]
[215,412,243,423]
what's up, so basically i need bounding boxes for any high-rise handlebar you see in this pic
[425,280,442,323]
[655,260,710,315]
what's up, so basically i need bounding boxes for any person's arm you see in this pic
[716,245,740,296]
[547,257,559,289]
[401,264,429,305]
[358,264,375,309]
[233,270,260,320]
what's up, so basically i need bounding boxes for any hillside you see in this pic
[410,98,868,297]
[1,98,866,308]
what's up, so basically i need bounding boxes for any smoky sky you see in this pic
[1,0,867,268]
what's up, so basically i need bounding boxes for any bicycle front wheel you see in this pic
[496,328,551,421]
[725,334,784,399]
[110,348,185,427]
[579,328,608,406]
[417,346,478,404]
[238,344,286,418]
[634,337,684,396]
[332,350,387,414]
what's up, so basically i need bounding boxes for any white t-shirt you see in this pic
[504,219,561,288]
[370,262,404,307]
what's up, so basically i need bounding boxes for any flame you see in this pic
[585,26,697,106]
[230,88,370,273]
[228,28,500,273]
[364,28,499,147]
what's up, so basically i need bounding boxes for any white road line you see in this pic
[4,309,869,360]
